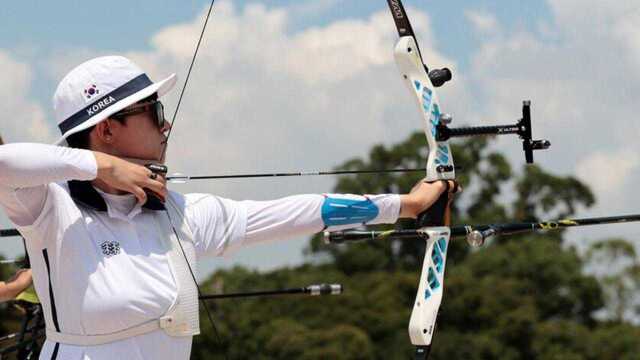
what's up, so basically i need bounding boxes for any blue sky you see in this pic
[1,0,640,278]
[1,0,550,104]
[1,1,550,62]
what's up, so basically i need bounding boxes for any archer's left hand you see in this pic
[399,180,461,218]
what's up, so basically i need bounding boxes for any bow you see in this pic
[359,1,550,358]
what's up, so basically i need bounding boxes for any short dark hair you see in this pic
[65,93,158,149]
[65,128,91,149]
[65,117,125,149]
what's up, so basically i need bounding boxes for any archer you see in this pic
[0,55,459,360]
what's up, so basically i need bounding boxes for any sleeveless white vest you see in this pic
[45,196,201,345]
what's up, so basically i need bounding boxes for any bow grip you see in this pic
[416,188,449,227]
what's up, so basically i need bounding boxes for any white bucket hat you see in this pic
[53,55,177,146]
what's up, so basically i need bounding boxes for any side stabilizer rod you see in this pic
[199,283,343,300]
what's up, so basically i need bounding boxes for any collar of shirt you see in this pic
[95,187,141,220]
[67,180,163,220]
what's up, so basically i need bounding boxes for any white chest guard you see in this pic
[45,196,200,345]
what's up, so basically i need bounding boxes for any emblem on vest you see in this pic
[100,240,121,257]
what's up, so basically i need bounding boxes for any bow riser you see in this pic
[393,37,455,182]
[393,30,454,358]
[408,227,450,351]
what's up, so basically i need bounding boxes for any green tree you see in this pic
[586,238,640,322]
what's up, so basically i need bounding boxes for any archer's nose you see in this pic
[160,120,171,134]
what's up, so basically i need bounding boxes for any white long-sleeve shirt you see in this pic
[0,143,401,360]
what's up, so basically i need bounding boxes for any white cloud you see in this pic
[464,9,500,35]
[612,10,640,68]
[0,51,50,142]
[575,150,639,200]
[289,0,343,18]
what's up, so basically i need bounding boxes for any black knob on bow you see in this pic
[428,68,452,88]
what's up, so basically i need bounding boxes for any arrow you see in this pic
[166,168,428,182]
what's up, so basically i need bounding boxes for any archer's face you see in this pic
[105,107,170,163]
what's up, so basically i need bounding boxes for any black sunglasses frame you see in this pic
[111,100,166,128]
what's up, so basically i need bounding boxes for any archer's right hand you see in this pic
[92,152,167,204]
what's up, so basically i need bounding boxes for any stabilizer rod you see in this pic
[325,214,640,247]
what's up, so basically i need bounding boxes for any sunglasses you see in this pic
[111,100,166,128]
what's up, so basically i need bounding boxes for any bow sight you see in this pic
[436,101,551,164]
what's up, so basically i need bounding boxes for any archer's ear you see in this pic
[94,120,116,144]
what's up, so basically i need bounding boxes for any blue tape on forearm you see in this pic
[321,196,379,227]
